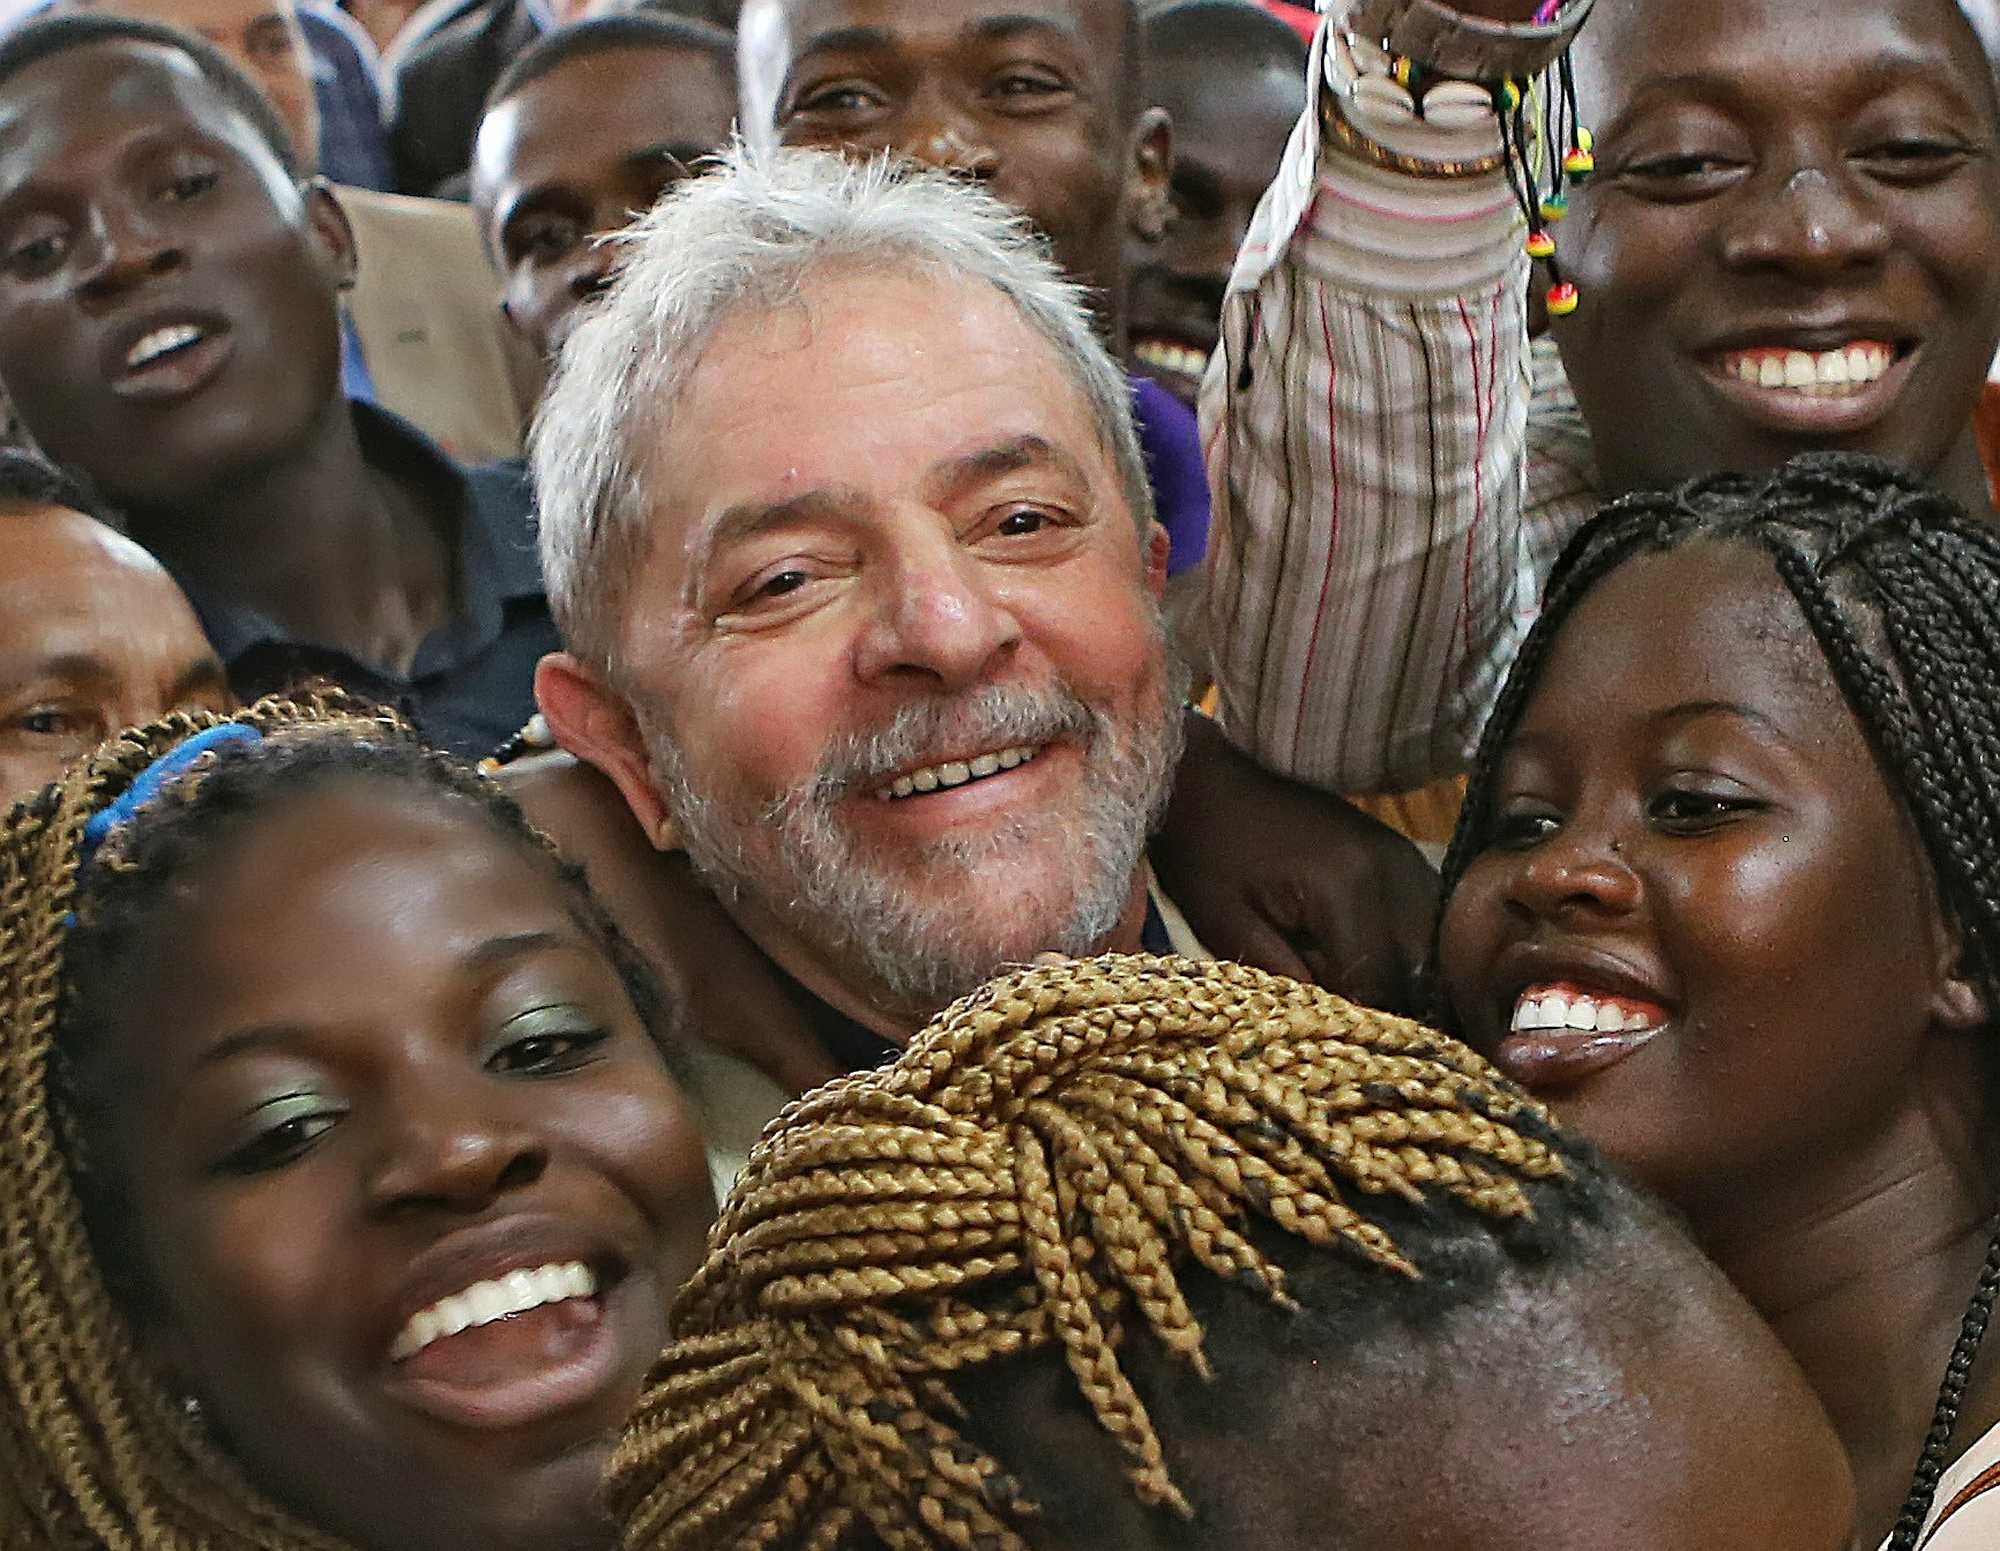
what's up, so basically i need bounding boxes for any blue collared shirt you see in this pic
[300,3,394,191]
[183,404,554,758]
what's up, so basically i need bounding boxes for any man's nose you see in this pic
[893,97,999,180]
[852,535,1022,689]
[1718,161,1892,281]
[76,205,185,307]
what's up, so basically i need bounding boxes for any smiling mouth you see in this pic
[390,1260,597,1362]
[872,742,1041,801]
[1495,980,1669,1090]
[1709,339,1900,397]
[125,322,209,372]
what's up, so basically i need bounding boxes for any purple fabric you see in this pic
[1129,371,1210,576]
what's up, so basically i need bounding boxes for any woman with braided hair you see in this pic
[1437,451,2000,1545]
[0,690,715,1550]
[611,953,1854,1550]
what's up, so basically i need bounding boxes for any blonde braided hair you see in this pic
[612,954,1571,1551]
[0,690,403,1551]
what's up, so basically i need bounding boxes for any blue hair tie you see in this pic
[78,722,264,869]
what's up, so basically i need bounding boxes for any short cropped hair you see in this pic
[531,144,1156,676]
[481,11,733,117]
[0,11,299,179]
[0,448,125,534]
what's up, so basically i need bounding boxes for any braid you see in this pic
[612,953,1581,1550]
[0,688,671,1549]
[1435,450,2000,1543]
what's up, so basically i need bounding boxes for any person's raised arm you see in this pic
[1201,0,1596,796]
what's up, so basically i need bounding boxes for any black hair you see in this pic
[52,706,678,1319]
[0,448,126,535]
[1435,449,2000,1547]
[482,11,733,120]
[0,11,301,178]
[1140,0,1307,75]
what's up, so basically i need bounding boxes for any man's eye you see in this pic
[995,508,1051,536]
[1619,153,1740,182]
[12,705,93,739]
[490,1026,610,1076]
[513,216,583,262]
[989,69,1065,100]
[2,228,68,277]
[161,169,220,203]
[792,84,884,116]
[1857,139,1975,181]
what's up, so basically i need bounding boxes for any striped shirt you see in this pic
[1200,21,1599,796]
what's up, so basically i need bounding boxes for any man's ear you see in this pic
[1142,519,1170,599]
[535,651,676,850]
[304,178,358,293]
[1122,106,1174,244]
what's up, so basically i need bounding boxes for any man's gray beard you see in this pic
[646,648,1190,1019]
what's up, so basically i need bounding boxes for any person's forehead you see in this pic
[99,0,297,40]
[1578,0,1998,106]
[0,41,268,183]
[1536,544,1845,731]
[508,48,731,166]
[1147,41,1298,160]
[0,505,196,647]
[764,0,1123,70]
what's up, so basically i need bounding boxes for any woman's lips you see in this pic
[1494,980,1668,1091]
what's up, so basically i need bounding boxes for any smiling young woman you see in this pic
[0,692,715,1551]
[1436,452,2000,1546]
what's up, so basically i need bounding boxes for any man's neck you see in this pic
[1685,1068,2000,1539]
[726,865,1155,1050]
[129,398,456,677]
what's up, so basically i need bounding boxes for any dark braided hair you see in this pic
[1436,450,2000,1547]
[0,688,674,1548]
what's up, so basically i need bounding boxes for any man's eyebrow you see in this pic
[929,433,1085,500]
[688,486,866,602]
[165,655,230,708]
[963,13,1082,49]
[791,23,898,59]
[0,651,117,692]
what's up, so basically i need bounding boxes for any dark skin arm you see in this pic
[497,751,843,1095]
[1151,713,1439,1016]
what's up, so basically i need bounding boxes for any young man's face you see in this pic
[0,502,227,800]
[738,0,1168,313]
[0,41,350,513]
[1552,0,2000,499]
[471,44,736,363]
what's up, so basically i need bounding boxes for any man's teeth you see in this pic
[875,744,1038,800]
[1721,341,1893,395]
[125,323,204,370]
[1135,338,1209,383]
[389,1260,596,1362]
[1509,987,1663,1035]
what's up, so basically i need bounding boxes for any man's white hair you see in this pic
[530,143,1157,675]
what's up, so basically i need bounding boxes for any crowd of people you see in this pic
[0,0,1994,1544]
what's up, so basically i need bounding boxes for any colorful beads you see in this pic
[1563,147,1595,179]
[1545,281,1580,316]
[1538,192,1569,221]
[1525,229,1556,259]
[1499,78,1522,114]
[1392,55,1420,91]
[1577,126,1595,152]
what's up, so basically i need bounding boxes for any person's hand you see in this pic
[498,752,843,1095]
[1152,714,1440,1015]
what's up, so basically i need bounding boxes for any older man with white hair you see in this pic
[533,147,1208,1151]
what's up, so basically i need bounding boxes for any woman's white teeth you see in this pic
[877,744,1037,800]
[389,1260,596,1362]
[125,323,203,370]
[1726,342,1892,394]
[1509,988,1661,1034]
